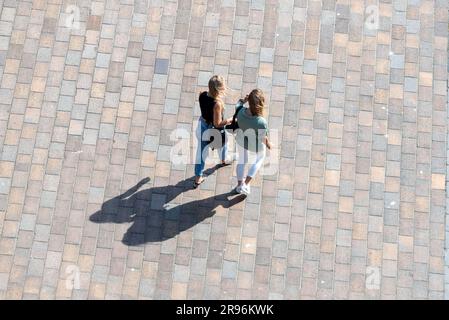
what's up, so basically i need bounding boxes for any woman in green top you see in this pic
[235,89,273,196]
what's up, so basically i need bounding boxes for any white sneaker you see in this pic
[240,183,250,196]
[235,184,243,194]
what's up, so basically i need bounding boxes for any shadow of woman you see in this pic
[89,166,245,246]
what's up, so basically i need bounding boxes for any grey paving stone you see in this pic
[154,58,169,75]
[222,260,238,279]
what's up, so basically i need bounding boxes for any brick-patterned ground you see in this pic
[0,0,448,299]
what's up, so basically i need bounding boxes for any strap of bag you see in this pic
[232,104,244,124]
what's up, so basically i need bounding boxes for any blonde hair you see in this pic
[208,75,226,98]
[248,89,265,116]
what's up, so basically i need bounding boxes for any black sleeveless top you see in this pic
[199,91,218,124]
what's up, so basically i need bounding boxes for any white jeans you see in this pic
[236,145,266,181]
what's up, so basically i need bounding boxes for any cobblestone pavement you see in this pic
[0,0,448,299]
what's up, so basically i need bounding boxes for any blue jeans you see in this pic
[194,117,227,177]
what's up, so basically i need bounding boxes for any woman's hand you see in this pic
[238,95,249,104]
[264,137,272,150]
[266,141,272,150]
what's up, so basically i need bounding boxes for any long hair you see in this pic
[248,89,265,116]
[208,75,226,99]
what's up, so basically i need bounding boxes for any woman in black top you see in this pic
[194,75,232,187]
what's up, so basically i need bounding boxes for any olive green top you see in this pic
[236,107,268,153]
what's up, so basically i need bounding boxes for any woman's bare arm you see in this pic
[263,136,272,150]
[213,102,231,127]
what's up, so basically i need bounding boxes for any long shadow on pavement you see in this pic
[89,165,245,246]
